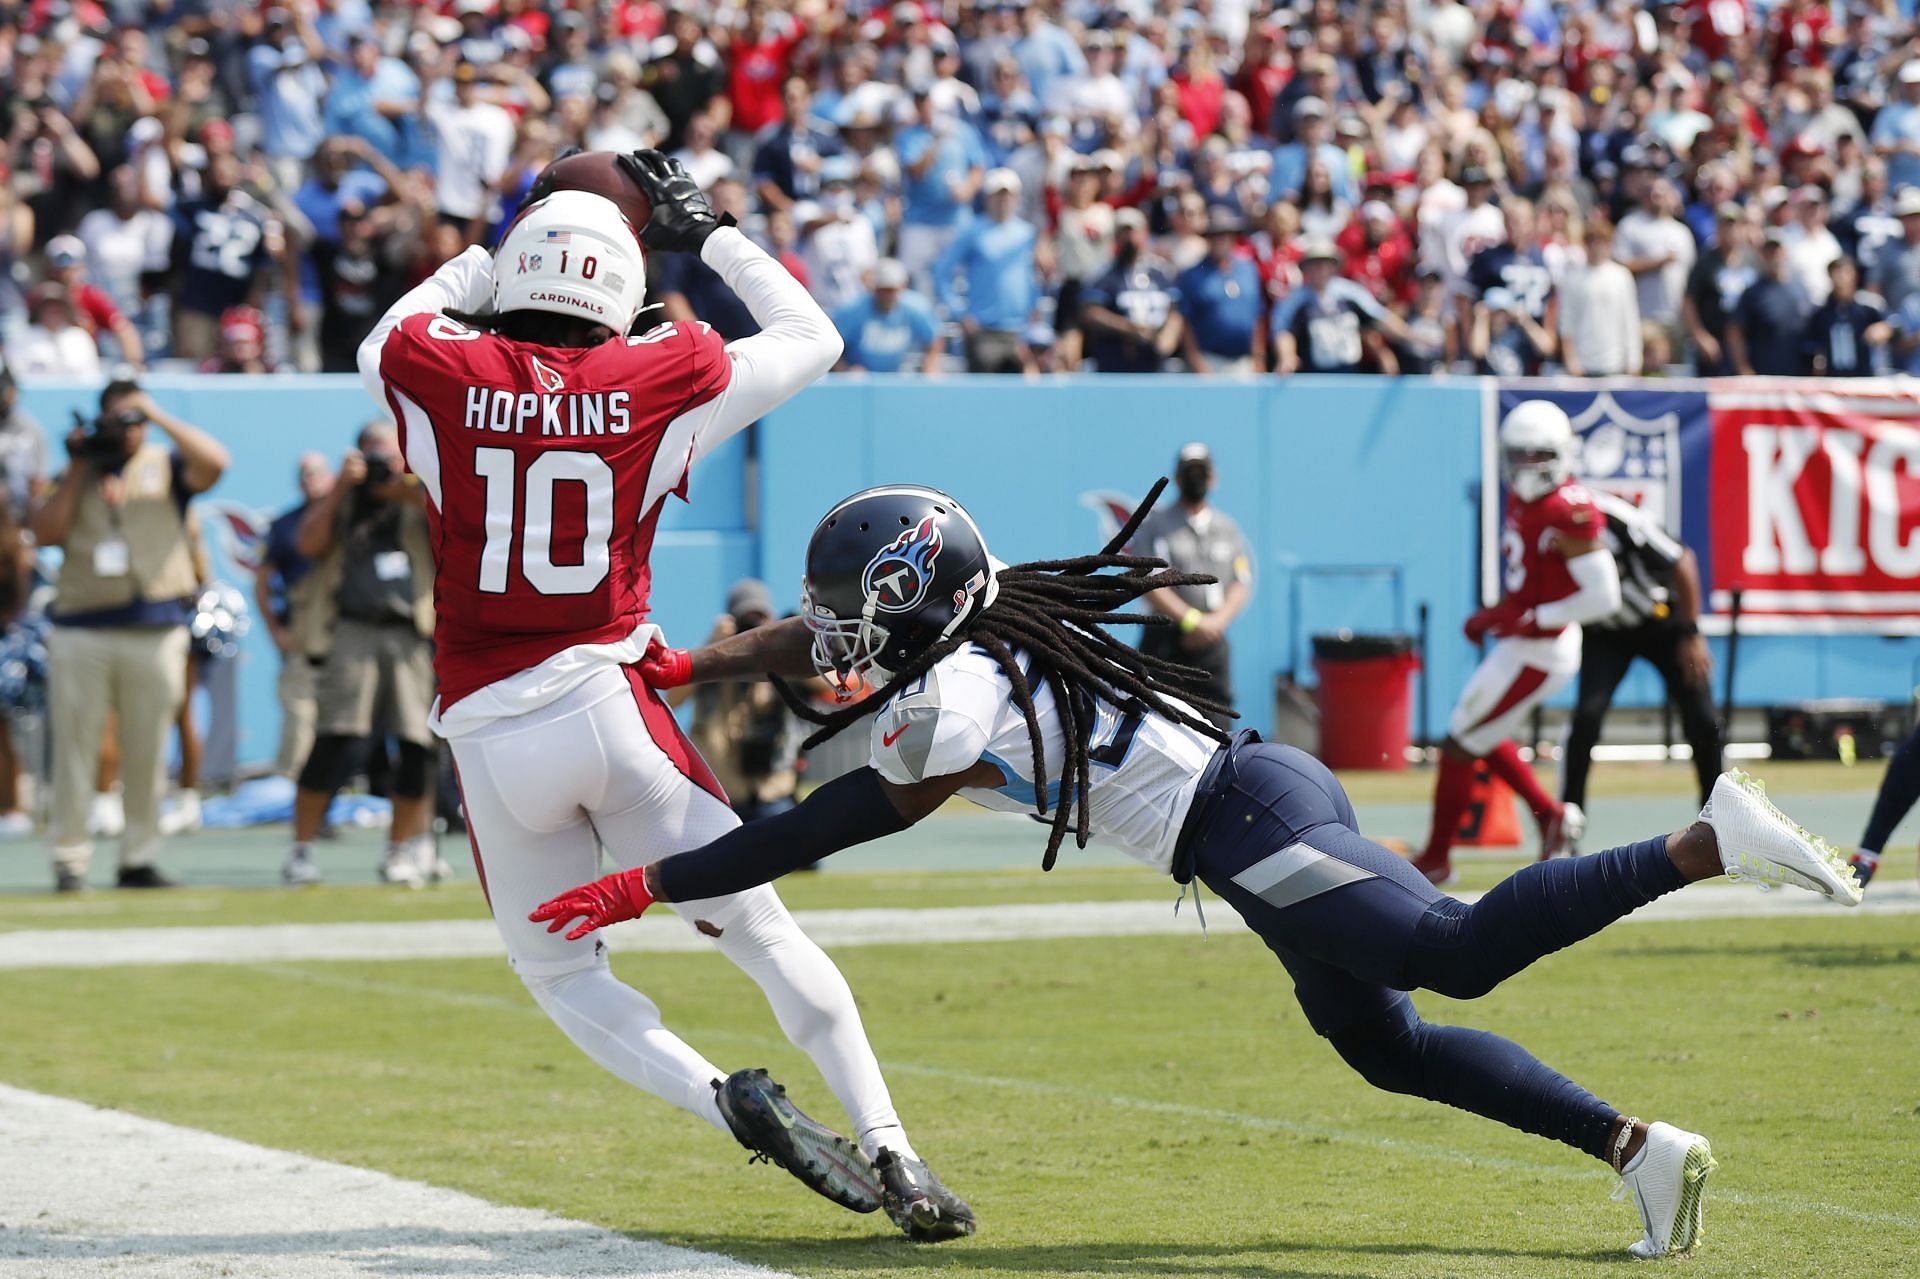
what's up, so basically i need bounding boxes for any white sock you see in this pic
[288,842,313,860]
[860,1123,917,1163]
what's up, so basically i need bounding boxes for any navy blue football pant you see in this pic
[1860,722,1920,856]
[1187,741,1687,1162]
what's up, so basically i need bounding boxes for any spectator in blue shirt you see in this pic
[1012,5,1087,105]
[1728,233,1813,375]
[256,452,334,778]
[977,58,1041,166]
[246,8,329,191]
[542,14,601,106]
[933,169,1040,373]
[1805,256,1890,376]
[1079,208,1184,372]
[751,78,843,212]
[834,259,942,374]
[1177,211,1267,374]
[1270,98,1353,206]
[1872,62,1920,193]
[1893,287,1920,374]
[322,34,420,166]
[1273,239,1416,374]
[291,136,396,345]
[895,91,988,289]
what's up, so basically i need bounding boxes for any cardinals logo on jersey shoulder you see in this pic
[530,354,566,392]
[864,516,943,613]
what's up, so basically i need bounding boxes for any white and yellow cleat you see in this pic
[1700,770,1864,906]
[1614,1121,1716,1260]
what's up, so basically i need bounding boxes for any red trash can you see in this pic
[1312,632,1421,771]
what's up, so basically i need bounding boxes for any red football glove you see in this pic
[1464,600,1530,644]
[637,639,692,689]
[529,868,656,940]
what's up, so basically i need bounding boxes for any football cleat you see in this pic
[378,843,425,888]
[876,1147,977,1242]
[282,847,321,886]
[1700,771,1863,906]
[1848,852,1878,891]
[714,1068,883,1213]
[1613,1121,1715,1260]
[1539,801,1585,860]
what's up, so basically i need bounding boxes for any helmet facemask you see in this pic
[801,577,895,695]
[1504,445,1571,502]
[800,563,999,698]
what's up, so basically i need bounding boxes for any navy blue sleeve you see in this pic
[652,766,910,902]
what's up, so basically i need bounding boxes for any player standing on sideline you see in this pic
[1849,722,1920,889]
[1411,402,1622,884]
[531,479,1862,1261]
[1559,492,1723,824]
[356,152,972,1241]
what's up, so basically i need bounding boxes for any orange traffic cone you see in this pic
[1456,759,1523,847]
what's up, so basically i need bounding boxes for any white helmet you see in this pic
[1500,400,1577,502]
[493,190,647,333]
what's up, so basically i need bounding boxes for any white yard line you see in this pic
[0,1084,792,1279]
[0,881,1909,970]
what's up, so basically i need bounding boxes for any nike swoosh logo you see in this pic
[882,724,909,747]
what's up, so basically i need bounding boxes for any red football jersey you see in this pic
[1499,480,1602,637]
[372,313,731,708]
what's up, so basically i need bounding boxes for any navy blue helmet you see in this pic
[801,485,998,683]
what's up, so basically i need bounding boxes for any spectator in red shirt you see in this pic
[1338,201,1417,304]
[727,7,805,139]
[44,235,143,371]
[1233,21,1292,136]
[198,306,274,375]
[1173,41,1227,140]
[1768,0,1831,80]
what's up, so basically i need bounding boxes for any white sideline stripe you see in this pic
[0,1083,792,1279]
[0,881,1912,970]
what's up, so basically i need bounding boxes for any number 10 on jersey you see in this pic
[472,447,616,595]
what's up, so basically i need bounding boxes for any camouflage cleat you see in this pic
[714,1068,883,1213]
[876,1147,977,1242]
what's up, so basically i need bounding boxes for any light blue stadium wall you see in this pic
[14,373,1916,769]
[754,374,1919,738]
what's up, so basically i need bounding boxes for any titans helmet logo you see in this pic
[863,516,944,614]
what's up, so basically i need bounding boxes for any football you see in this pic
[538,151,653,232]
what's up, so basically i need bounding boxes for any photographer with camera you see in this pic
[281,421,437,888]
[31,382,229,892]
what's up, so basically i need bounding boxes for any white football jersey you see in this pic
[867,644,1219,872]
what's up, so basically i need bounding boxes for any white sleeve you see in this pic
[669,225,843,464]
[1534,548,1622,629]
[356,244,496,409]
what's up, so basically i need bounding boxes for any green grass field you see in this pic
[2,759,1917,1277]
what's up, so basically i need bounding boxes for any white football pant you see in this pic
[447,663,909,1156]
[1447,627,1582,757]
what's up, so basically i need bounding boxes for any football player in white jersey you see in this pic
[532,481,1862,1260]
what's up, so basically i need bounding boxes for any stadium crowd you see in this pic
[2,0,1920,375]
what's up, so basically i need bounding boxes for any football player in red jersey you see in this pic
[1412,401,1623,885]
[356,153,970,1238]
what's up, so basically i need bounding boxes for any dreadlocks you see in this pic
[775,478,1234,872]
[441,307,617,347]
